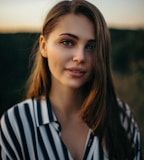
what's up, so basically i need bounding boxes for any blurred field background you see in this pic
[0,29,144,153]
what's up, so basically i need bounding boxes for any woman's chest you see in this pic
[35,124,106,160]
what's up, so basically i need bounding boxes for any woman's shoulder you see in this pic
[117,99,141,150]
[0,99,35,151]
[0,98,47,159]
[0,97,50,130]
[0,99,34,129]
[1,98,33,120]
[117,99,139,131]
[118,99,142,158]
[0,98,48,150]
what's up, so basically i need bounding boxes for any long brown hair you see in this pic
[26,0,132,159]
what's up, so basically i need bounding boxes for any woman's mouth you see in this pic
[65,68,86,78]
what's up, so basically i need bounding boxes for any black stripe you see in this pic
[37,128,50,159]
[130,125,135,144]
[135,135,139,155]
[47,99,55,122]
[135,133,141,159]
[91,154,94,160]
[126,113,133,134]
[6,155,10,160]
[1,127,17,159]
[60,139,69,160]
[99,137,104,160]
[37,101,43,125]
[139,142,143,160]
[122,101,126,111]
[45,125,60,159]
[83,132,94,160]
[3,111,23,159]
[24,103,38,160]
[14,106,30,160]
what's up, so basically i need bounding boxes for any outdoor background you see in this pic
[0,0,144,155]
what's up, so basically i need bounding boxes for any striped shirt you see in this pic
[0,98,142,160]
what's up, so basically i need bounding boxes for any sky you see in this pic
[0,0,144,33]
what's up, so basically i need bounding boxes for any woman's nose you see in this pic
[72,48,85,64]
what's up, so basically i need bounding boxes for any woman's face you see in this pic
[40,13,95,90]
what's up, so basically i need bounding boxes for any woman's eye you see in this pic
[61,40,73,46]
[86,44,96,51]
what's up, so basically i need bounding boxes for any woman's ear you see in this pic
[39,35,47,58]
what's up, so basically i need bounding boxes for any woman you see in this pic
[0,0,142,159]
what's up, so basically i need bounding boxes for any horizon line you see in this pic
[0,25,144,34]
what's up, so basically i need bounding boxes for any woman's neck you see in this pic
[50,87,84,115]
[49,86,88,134]
[49,79,87,119]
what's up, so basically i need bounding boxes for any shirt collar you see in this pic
[33,97,58,127]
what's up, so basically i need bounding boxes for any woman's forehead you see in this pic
[48,13,95,40]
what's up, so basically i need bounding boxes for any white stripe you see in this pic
[87,136,98,159]
[40,99,50,124]
[37,143,45,160]
[39,126,56,160]
[8,106,24,159]
[18,104,36,160]
[103,146,109,160]
[0,116,13,160]
[1,108,22,160]
[1,148,7,160]
[50,124,69,159]
[33,99,39,126]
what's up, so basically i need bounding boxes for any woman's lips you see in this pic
[65,67,86,78]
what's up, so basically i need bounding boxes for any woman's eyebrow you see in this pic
[59,33,79,39]
[59,33,96,42]
[88,39,96,43]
